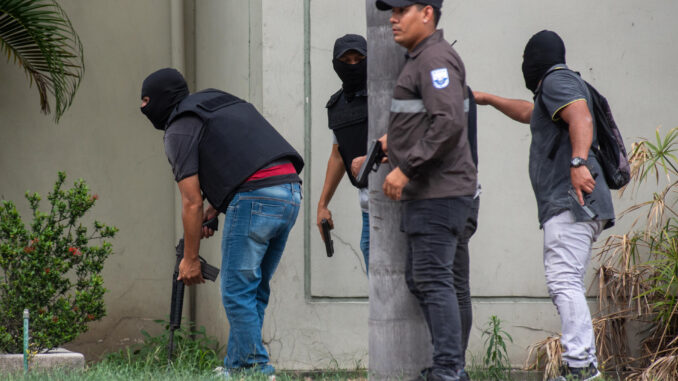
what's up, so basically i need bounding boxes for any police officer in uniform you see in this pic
[317,34,371,273]
[140,68,303,377]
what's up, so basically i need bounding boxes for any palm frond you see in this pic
[0,0,84,122]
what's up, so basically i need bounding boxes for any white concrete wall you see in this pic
[1,0,675,370]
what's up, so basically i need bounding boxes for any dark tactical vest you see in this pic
[326,89,368,188]
[168,89,304,211]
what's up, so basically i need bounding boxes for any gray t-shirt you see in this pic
[164,115,202,182]
[529,65,615,228]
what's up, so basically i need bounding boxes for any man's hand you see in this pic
[378,134,388,154]
[351,156,366,178]
[202,205,219,238]
[351,134,389,178]
[471,91,533,124]
[571,165,596,205]
[383,167,409,200]
[317,206,334,241]
[178,257,205,286]
[473,91,490,105]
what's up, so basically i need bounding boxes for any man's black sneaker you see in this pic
[418,367,464,381]
[547,363,601,381]
[418,367,431,380]
[456,369,471,381]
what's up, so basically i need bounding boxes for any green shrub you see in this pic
[0,172,117,353]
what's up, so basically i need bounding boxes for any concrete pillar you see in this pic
[366,2,432,379]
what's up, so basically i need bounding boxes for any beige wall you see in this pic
[1,0,676,369]
[0,0,178,357]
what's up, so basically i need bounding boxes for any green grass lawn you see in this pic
[2,366,369,381]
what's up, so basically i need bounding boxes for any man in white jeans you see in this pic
[474,30,614,381]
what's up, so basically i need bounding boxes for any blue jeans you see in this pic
[401,196,473,379]
[360,211,370,274]
[220,183,301,370]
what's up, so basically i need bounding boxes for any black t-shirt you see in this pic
[164,115,202,182]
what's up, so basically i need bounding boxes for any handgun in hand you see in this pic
[356,140,386,188]
[321,218,334,257]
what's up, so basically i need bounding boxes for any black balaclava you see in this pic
[140,68,189,130]
[522,30,566,94]
[332,34,367,95]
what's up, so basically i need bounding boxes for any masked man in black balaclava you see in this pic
[473,30,614,381]
[316,34,371,275]
[140,68,304,378]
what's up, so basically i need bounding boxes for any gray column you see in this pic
[366,2,432,379]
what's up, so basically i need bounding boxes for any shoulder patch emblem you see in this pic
[430,68,449,89]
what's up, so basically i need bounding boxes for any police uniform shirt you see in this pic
[388,29,477,200]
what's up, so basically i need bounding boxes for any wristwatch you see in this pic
[570,157,587,168]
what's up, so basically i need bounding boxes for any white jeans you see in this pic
[543,210,604,368]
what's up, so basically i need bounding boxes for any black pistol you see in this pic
[168,217,221,362]
[321,218,334,257]
[356,139,386,188]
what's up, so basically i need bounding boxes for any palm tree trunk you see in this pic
[366,3,432,379]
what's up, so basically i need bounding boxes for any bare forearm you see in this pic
[569,119,593,159]
[478,92,533,124]
[318,146,345,208]
[182,199,202,261]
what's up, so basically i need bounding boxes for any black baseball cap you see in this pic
[375,0,442,11]
[333,34,367,59]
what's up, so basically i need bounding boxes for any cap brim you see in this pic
[375,0,413,11]
[335,47,367,59]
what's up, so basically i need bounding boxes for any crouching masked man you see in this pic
[139,68,304,377]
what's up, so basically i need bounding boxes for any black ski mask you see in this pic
[140,68,189,130]
[333,58,367,94]
[332,34,367,94]
[521,30,566,94]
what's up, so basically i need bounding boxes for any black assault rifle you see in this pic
[356,139,386,188]
[168,217,220,362]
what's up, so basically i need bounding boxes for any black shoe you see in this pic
[548,363,601,381]
[456,369,470,381]
[418,367,431,381]
[419,367,461,381]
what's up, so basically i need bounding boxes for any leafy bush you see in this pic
[0,172,117,353]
